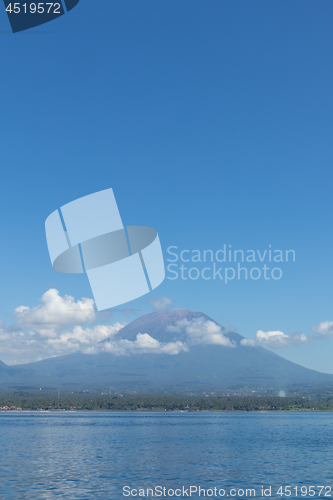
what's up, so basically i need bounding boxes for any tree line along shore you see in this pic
[1,393,333,412]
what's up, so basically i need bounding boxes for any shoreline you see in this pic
[2,409,333,413]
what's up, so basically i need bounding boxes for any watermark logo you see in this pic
[166,246,296,283]
[45,188,165,311]
[3,0,80,33]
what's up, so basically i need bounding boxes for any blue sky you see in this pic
[0,1,332,372]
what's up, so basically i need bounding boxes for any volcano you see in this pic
[1,310,332,393]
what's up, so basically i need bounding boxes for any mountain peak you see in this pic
[110,309,240,344]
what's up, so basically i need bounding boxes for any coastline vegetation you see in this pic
[1,393,333,412]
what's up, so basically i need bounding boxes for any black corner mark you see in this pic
[3,0,80,33]
[63,0,79,12]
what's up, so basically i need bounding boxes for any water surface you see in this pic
[0,412,332,499]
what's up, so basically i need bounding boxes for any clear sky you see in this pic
[0,1,332,372]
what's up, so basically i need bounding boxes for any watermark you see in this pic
[166,245,296,283]
[123,485,256,497]
[45,188,165,310]
[123,485,332,497]
[3,0,80,33]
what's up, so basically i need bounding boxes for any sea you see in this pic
[0,411,332,499]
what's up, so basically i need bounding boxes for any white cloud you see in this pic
[312,321,333,336]
[0,330,10,342]
[242,320,333,348]
[167,317,236,347]
[1,321,127,364]
[102,333,187,356]
[0,289,125,364]
[47,323,124,349]
[150,296,173,311]
[13,289,96,338]
[241,330,311,348]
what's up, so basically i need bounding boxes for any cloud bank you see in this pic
[312,321,333,336]
[241,330,310,348]
[167,317,236,347]
[241,319,333,348]
[0,290,200,364]
[1,289,333,364]
[0,289,124,364]
[13,289,97,338]
[102,334,187,356]
[150,296,173,311]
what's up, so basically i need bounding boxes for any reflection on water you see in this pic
[0,412,332,499]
